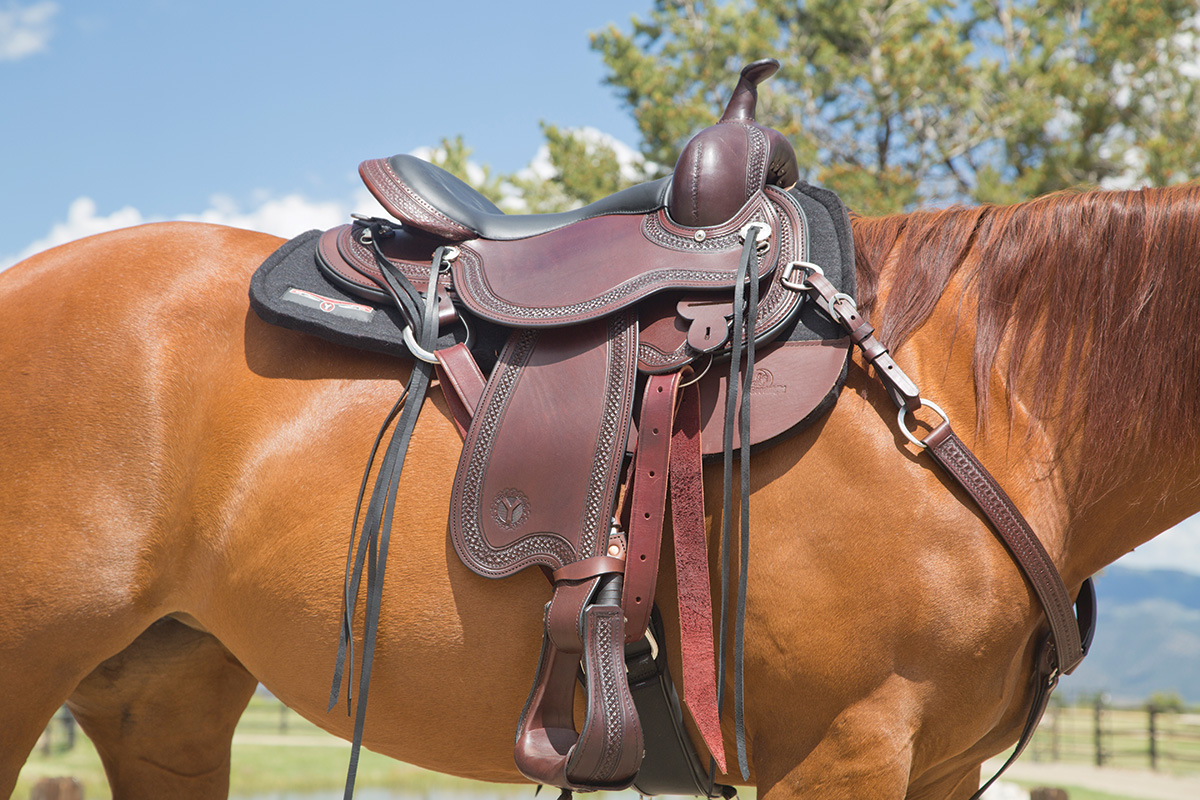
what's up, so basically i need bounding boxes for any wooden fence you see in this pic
[1027,697,1200,772]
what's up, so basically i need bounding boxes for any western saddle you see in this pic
[248,57,1097,800]
[311,58,823,796]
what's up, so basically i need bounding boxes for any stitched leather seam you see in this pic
[339,225,451,291]
[366,160,473,240]
[579,315,636,557]
[934,435,1079,660]
[593,610,624,781]
[452,330,577,573]
[455,231,773,323]
[637,191,805,368]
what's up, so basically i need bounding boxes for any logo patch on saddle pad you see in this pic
[492,489,531,530]
[283,288,375,323]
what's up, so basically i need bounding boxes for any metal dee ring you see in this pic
[402,326,439,364]
[738,222,773,248]
[679,354,714,388]
[898,398,951,449]
[781,260,823,291]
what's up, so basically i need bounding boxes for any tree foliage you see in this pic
[591,0,1200,214]
[508,124,652,213]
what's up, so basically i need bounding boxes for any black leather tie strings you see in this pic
[329,227,445,800]
[718,226,762,780]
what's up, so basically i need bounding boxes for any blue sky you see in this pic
[0,0,648,262]
[3,0,1200,576]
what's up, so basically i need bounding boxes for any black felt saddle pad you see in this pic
[249,181,856,451]
[249,230,490,360]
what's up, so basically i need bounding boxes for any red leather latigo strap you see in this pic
[621,371,725,773]
[670,383,726,774]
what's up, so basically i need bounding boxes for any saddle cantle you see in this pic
[250,58,856,798]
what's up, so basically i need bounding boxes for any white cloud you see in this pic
[0,1,58,61]
[521,126,656,185]
[178,192,350,237]
[2,131,651,269]
[0,189,392,270]
[2,196,146,267]
[1118,514,1200,577]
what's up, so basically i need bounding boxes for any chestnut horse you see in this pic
[2,185,1198,800]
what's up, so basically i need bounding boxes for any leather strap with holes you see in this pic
[623,372,684,643]
[790,262,1094,798]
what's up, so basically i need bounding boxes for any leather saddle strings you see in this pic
[328,226,446,800]
[719,227,762,780]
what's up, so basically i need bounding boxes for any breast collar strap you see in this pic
[788,266,1097,796]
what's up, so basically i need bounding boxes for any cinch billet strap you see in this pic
[623,372,685,643]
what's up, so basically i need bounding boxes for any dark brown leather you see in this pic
[514,606,590,785]
[799,268,920,410]
[697,337,850,456]
[637,185,808,373]
[451,314,645,790]
[668,59,798,228]
[434,344,486,439]
[360,157,477,241]
[327,60,849,798]
[316,222,452,302]
[551,556,628,582]
[449,314,636,575]
[572,604,644,785]
[452,196,780,327]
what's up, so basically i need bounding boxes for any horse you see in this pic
[1,183,1198,800]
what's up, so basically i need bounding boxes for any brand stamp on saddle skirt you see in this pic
[249,58,1095,800]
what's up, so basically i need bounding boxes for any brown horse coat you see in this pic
[2,185,1199,799]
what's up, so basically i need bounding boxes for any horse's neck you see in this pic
[863,208,1200,587]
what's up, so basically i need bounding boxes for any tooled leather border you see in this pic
[451,197,780,327]
[450,314,637,576]
[637,186,807,371]
[360,158,475,242]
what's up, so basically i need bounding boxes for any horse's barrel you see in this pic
[667,58,799,228]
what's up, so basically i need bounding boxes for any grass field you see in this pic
[19,696,553,800]
[17,695,1195,800]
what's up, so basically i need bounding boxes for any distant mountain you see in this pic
[1059,565,1200,704]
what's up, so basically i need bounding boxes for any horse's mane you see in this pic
[852,184,1200,501]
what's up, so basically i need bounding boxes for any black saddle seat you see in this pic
[374,154,672,241]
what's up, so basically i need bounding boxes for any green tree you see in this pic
[508,123,654,213]
[422,135,507,206]
[421,129,653,214]
[592,0,1200,213]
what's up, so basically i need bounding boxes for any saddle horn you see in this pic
[668,59,799,228]
[720,58,779,122]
